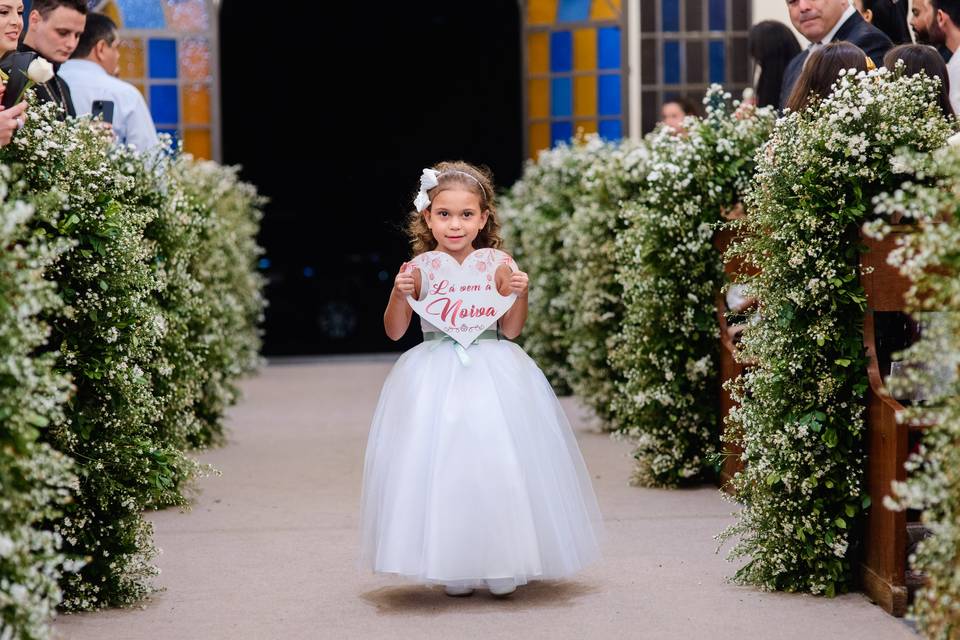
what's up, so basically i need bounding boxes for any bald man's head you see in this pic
[787,0,852,43]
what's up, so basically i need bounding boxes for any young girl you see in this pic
[357,161,604,598]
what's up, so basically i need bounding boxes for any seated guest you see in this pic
[60,13,160,152]
[780,0,893,109]
[884,44,954,116]
[749,20,803,109]
[927,0,960,114]
[855,0,912,44]
[660,96,701,134]
[911,0,952,60]
[785,41,870,113]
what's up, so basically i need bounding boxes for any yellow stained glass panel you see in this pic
[574,75,596,117]
[182,85,210,125]
[101,0,122,27]
[575,119,598,135]
[528,78,549,119]
[529,123,550,159]
[118,38,145,79]
[590,0,621,20]
[573,28,596,71]
[527,32,549,75]
[527,0,557,24]
[184,128,212,159]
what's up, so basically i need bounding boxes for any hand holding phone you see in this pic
[92,99,114,124]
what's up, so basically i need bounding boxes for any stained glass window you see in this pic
[523,0,625,158]
[638,0,751,133]
[523,0,752,158]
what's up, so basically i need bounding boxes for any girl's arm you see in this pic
[497,263,528,340]
[384,263,420,341]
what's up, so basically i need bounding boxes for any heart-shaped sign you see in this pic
[405,248,518,348]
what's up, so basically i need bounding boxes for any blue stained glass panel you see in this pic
[550,31,573,72]
[599,75,621,115]
[664,41,681,84]
[662,0,679,31]
[551,77,573,116]
[551,121,573,145]
[117,0,166,29]
[557,0,591,21]
[709,40,726,83]
[709,0,726,30]
[599,119,622,140]
[149,39,178,79]
[151,85,180,124]
[598,27,620,69]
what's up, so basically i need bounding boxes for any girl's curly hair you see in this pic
[406,160,503,256]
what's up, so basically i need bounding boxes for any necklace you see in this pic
[43,77,68,114]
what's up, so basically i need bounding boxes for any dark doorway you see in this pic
[220,3,523,356]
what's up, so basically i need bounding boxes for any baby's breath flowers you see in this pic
[717,65,952,596]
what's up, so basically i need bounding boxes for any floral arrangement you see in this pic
[563,135,646,429]
[8,101,182,611]
[717,67,952,595]
[610,86,775,486]
[1,98,265,635]
[0,165,78,639]
[500,137,605,393]
[867,142,960,637]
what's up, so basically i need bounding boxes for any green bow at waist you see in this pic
[423,329,503,366]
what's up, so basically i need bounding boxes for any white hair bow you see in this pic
[413,168,440,212]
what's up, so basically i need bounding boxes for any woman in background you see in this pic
[884,43,954,116]
[660,96,701,134]
[748,20,802,109]
[785,42,870,113]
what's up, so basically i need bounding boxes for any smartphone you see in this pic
[92,99,114,124]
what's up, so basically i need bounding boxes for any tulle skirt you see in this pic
[357,337,605,589]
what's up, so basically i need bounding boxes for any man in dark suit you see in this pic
[0,0,87,119]
[779,0,894,109]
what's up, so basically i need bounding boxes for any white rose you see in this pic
[27,57,54,84]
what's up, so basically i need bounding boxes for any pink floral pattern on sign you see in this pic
[404,249,518,348]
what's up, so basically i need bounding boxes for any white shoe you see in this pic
[485,578,517,596]
[444,584,475,597]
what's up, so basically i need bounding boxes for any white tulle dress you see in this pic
[357,271,605,590]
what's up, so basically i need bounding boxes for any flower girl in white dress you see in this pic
[357,161,604,597]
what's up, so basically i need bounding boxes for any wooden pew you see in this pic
[716,224,923,613]
[859,227,927,617]
[714,226,747,492]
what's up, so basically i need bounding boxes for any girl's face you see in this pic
[423,187,488,260]
[0,1,23,54]
[661,102,687,132]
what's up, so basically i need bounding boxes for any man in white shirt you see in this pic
[928,0,960,115]
[60,13,160,153]
[779,0,893,108]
